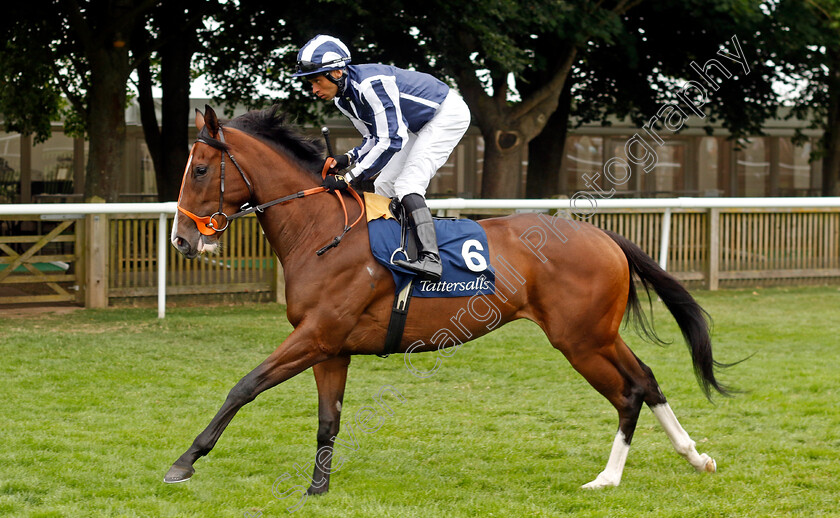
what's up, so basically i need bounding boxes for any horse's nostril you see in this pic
[176,237,185,247]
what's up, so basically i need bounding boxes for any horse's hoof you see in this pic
[164,463,195,483]
[306,485,329,496]
[581,475,619,489]
[694,453,717,474]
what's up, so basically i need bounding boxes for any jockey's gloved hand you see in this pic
[331,153,351,171]
[322,174,349,192]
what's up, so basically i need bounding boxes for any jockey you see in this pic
[292,34,471,282]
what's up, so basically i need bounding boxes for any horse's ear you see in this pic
[195,108,205,132]
[203,105,220,137]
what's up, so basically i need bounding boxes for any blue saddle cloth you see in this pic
[368,217,496,297]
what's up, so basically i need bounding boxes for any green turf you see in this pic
[1,286,839,517]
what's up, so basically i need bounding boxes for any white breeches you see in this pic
[373,90,471,200]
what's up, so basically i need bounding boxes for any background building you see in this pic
[0,101,823,203]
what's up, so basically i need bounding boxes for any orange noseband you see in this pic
[175,138,235,236]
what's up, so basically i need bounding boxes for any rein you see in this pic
[176,126,365,256]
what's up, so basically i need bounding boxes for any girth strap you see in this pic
[378,279,415,358]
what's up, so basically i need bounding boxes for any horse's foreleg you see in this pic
[307,355,351,495]
[164,330,330,483]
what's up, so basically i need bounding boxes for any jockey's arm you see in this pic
[344,79,408,183]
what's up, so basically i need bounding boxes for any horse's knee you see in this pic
[227,376,258,405]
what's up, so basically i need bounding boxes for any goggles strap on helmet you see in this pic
[324,69,347,92]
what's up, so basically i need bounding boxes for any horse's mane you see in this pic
[198,105,326,178]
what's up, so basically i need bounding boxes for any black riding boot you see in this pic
[393,194,442,282]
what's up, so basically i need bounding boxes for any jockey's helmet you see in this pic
[292,35,352,79]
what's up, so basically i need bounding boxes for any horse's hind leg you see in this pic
[649,400,717,474]
[569,337,716,488]
[307,355,351,495]
[617,348,717,475]
[555,336,651,488]
[567,338,650,489]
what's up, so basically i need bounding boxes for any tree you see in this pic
[0,11,65,143]
[68,0,151,202]
[1,0,158,202]
[401,1,640,198]
[132,0,221,201]
[190,1,640,198]
[775,0,840,196]
[195,1,377,122]
[526,0,780,198]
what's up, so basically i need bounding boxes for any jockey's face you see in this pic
[308,70,342,101]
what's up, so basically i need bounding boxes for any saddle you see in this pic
[364,193,495,357]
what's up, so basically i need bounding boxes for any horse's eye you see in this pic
[194,165,208,177]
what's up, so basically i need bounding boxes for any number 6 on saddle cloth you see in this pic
[364,192,496,356]
[365,192,495,299]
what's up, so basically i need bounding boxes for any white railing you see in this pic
[426,196,840,210]
[2,198,839,318]
[2,203,176,318]
[427,197,840,271]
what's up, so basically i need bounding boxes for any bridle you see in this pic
[176,125,365,255]
[177,127,253,236]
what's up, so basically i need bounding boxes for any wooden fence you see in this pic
[0,213,283,308]
[108,215,280,300]
[1,203,839,308]
[0,216,81,305]
[584,208,840,288]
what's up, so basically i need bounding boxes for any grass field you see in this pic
[1,286,839,517]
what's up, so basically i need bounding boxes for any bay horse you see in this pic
[165,105,728,492]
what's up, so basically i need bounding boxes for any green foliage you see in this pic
[773,1,840,141]
[402,0,630,93]
[3,1,839,197]
[0,7,68,143]
[571,0,780,139]
[195,1,366,123]
[194,2,638,123]
[1,286,839,516]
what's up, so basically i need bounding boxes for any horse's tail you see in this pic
[604,230,732,400]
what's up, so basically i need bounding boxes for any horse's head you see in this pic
[171,105,253,259]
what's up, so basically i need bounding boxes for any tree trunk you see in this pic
[456,41,578,199]
[136,57,163,181]
[525,81,572,198]
[65,0,140,202]
[85,46,129,202]
[134,0,196,202]
[822,127,840,196]
[823,48,840,197]
[480,128,525,198]
[158,0,194,201]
